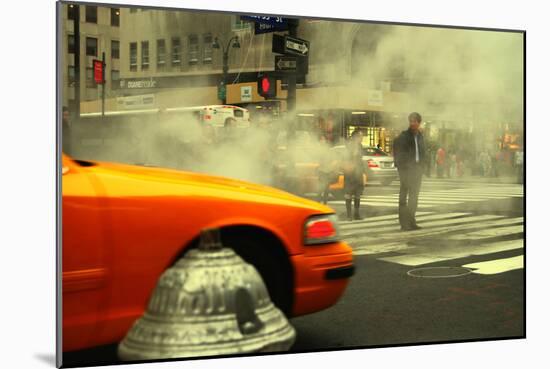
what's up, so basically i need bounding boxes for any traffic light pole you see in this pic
[74,5,80,118]
[286,19,298,114]
[222,52,229,104]
[102,52,105,117]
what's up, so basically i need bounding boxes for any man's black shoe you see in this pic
[401,226,412,231]
[410,224,422,230]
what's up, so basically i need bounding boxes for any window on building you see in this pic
[86,37,97,56]
[188,34,198,65]
[129,42,137,71]
[68,66,76,86]
[111,8,120,27]
[141,41,149,69]
[172,37,181,65]
[157,39,166,67]
[85,5,97,23]
[68,4,78,20]
[111,69,120,82]
[68,34,75,54]
[203,33,213,64]
[86,67,95,88]
[111,40,119,59]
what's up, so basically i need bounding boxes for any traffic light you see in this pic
[257,75,277,99]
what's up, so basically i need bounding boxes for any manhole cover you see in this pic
[407,266,473,278]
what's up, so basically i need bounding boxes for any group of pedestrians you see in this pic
[316,112,427,230]
[434,146,466,178]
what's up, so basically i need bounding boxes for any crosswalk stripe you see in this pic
[463,255,524,275]
[345,216,521,247]
[364,196,517,201]
[435,191,523,196]
[329,200,459,207]
[448,225,524,240]
[338,212,433,225]
[342,213,503,233]
[339,212,469,233]
[378,239,523,266]
[419,192,521,197]
[365,197,463,204]
[327,183,523,208]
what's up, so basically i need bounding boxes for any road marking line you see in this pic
[377,239,524,266]
[337,211,433,225]
[344,216,521,246]
[447,225,524,240]
[463,255,524,275]
[364,198,463,205]
[339,212,470,233]
[342,214,509,238]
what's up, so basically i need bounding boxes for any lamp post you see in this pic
[213,36,240,104]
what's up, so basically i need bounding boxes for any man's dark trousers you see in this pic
[398,162,423,229]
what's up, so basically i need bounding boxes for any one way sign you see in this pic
[285,36,309,55]
[272,34,310,57]
[275,56,297,71]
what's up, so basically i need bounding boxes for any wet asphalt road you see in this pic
[291,177,524,351]
[63,177,525,366]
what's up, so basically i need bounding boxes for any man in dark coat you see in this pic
[393,112,427,231]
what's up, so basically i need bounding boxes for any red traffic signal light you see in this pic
[93,59,105,84]
[257,75,277,99]
[262,77,271,93]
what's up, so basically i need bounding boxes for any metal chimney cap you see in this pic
[199,227,223,251]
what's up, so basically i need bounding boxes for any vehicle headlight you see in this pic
[303,214,340,245]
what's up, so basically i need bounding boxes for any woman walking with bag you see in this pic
[343,129,365,221]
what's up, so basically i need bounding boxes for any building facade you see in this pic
[62,4,522,160]
[60,3,121,112]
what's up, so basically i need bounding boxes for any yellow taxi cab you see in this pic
[62,154,354,352]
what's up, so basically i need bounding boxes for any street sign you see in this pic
[240,15,287,26]
[241,86,252,102]
[285,36,309,56]
[93,59,104,84]
[275,56,297,72]
[254,21,288,34]
[272,34,309,57]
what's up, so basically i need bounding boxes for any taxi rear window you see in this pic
[234,110,244,118]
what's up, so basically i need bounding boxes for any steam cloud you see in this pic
[67,17,524,189]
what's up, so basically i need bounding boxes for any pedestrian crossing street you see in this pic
[329,182,523,209]
[339,211,524,275]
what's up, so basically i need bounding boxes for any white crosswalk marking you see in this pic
[463,255,524,275]
[328,183,523,208]
[379,239,524,266]
[448,225,524,240]
[339,211,524,274]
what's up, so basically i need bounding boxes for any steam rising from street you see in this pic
[68,18,523,194]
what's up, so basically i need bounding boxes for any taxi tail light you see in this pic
[304,214,340,245]
[367,159,379,168]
